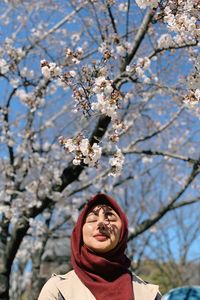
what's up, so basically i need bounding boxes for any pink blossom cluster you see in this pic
[135,57,151,84]
[184,89,200,106]
[135,0,159,9]
[109,147,125,177]
[116,42,131,57]
[118,3,128,12]
[41,60,62,79]
[59,135,102,167]
[156,33,195,49]
[0,58,9,74]
[65,47,83,65]
[163,0,199,37]
[91,76,121,121]
[0,38,25,76]
[16,80,46,112]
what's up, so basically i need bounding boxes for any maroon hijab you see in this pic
[71,193,134,300]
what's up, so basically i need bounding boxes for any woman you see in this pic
[38,193,161,300]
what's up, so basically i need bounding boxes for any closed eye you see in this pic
[87,219,98,223]
[86,215,98,222]
[105,212,117,221]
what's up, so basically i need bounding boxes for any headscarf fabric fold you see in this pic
[71,193,134,300]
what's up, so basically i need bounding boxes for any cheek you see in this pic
[114,226,122,241]
[117,221,122,239]
[111,224,122,241]
[82,224,93,242]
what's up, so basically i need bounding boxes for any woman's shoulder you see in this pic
[132,273,162,300]
[38,270,95,300]
[37,270,75,300]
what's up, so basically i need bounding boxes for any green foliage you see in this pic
[136,259,198,294]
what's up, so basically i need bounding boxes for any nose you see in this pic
[96,210,109,231]
[97,221,106,230]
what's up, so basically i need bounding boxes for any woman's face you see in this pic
[82,204,122,253]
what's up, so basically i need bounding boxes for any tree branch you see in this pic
[169,197,200,211]
[5,196,53,274]
[121,9,156,72]
[128,162,200,240]
[88,0,105,42]
[149,40,198,59]
[106,2,118,36]
[125,0,131,42]
[128,107,184,147]
[124,149,197,164]
[26,2,88,53]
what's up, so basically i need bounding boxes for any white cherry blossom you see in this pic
[116,45,127,57]
[109,146,124,177]
[135,0,159,9]
[118,3,128,12]
[194,89,200,101]
[0,58,9,74]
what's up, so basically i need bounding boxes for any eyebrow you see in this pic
[87,209,117,217]
[87,211,99,216]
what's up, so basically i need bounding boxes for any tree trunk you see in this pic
[0,244,9,300]
[0,216,10,300]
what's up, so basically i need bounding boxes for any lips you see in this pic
[94,234,109,241]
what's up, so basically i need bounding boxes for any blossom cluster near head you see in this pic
[58,135,125,177]
[91,76,122,121]
[58,134,102,167]
[41,60,62,79]
[109,146,125,177]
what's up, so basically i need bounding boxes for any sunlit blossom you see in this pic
[135,0,159,9]
[109,147,124,177]
[59,135,102,167]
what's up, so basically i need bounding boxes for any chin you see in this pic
[94,246,112,253]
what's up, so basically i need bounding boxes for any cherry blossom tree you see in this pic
[0,0,199,299]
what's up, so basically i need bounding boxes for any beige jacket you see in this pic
[38,270,161,300]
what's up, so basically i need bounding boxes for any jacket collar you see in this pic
[56,270,159,300]
[132,273,160,300]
